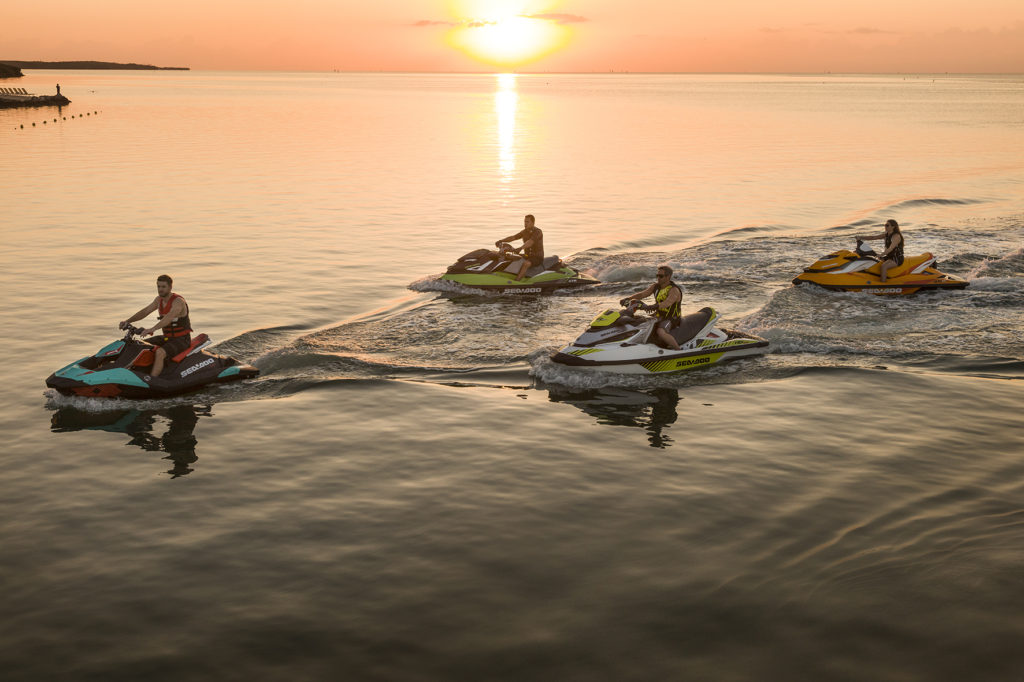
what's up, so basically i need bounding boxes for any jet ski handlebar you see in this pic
[854,238,880,259]
[117,323,146,339]
[619,299,655,313]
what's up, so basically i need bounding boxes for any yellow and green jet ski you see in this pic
[440,243,599,294]
[551,303,768,374]
[793,239,969,295]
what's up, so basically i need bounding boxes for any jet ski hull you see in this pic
[551,306,769,374]
[45,337,259,399]
[553,331,768,374]
[440,268,599,294]
[793,249,968,295]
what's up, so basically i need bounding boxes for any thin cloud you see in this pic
[847,27,898,35]
[412,14,587,28]
[411,18,494,28]
[412,20,458,27]
[527,13,588,24]
[761,25,899,35]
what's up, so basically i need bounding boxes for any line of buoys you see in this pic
[15,110,101,130]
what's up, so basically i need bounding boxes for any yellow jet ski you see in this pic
[793,240,969,295]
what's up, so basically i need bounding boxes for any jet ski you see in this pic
[45,325,259,399]
[551,302,768,374]
[439,242,599,294]
[793,239,968,294]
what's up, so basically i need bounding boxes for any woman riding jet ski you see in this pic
[551,301,768,374]
[440,243,599,294]
[793,225,968,295]
[45,325,259,399]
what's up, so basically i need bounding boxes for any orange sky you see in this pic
[3,0,1023,72]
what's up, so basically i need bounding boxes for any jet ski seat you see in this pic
[171,334,210,363]
[523,255,563,277]
[670,307,714,345]
[864,253,933,278]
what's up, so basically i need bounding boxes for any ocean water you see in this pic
[2,70,1023,680]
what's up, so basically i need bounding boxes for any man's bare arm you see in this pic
[122,298,159,326]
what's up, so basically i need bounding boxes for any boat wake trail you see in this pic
[49,217,1022,407]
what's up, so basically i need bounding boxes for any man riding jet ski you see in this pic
[47,273,255,397]
[440,215,599,294]
[46,324,259,399]
[551,301,768,374]
[793,222,968,295]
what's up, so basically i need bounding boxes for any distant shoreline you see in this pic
[0,60,189,71]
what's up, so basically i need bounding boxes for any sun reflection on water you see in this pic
[495,73,517,182]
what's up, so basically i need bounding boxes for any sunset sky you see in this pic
[4,0,1023,72]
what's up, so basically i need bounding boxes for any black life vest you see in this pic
[519,226,544,263]
[885,228,904,265]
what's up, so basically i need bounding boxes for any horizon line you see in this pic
[12,66,1023,76]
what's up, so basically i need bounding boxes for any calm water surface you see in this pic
[1,71,1023,680]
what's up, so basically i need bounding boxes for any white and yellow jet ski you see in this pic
[551,302,768,374]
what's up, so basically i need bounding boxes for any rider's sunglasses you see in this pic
[657,271,668,278]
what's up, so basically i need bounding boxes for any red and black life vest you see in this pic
[159,293,192,338]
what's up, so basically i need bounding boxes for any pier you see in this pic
[0,86,70,109]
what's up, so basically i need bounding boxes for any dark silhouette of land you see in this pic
[0,63,22,78]
[0,92,71,109]
[1,60,188,71]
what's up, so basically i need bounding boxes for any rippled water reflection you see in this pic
[2,71,1023,680]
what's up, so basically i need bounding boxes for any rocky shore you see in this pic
[1,60,187,70]
[0,93,71,109]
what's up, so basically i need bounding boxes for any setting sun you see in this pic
[446,1,573,68]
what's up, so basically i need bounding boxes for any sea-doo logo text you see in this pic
[676,357,711,368]
[181,358,215,377]
[503,287,542,294]
[874,287,904,294]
